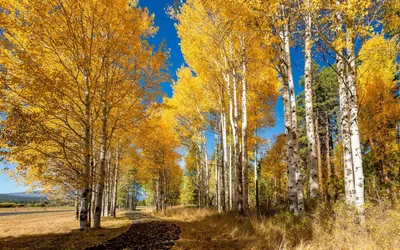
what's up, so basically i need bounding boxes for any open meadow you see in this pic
[0,208,131,250]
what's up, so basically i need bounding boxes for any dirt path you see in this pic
[87,210,181,250]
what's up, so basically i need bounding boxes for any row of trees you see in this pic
[169,0,399,218]
[167,0,280,214]
[0,0,182,230]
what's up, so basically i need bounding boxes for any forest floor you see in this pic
[151,203,400,250]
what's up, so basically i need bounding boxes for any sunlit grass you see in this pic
[154,201,400,249]
[0,209,131,250]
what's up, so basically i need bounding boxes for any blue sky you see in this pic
[141,0,305,153]
[0,0,306,193]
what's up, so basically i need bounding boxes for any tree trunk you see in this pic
[108,153,113,217]
[335,0,355,206]
[229,141,233,210]
[163,172,167,216]
[325,119,332,200]
[304,8,319,199]
[315,112,323,196]
[94,88,108,228]
[214,123,219,209]
[80,76,91,230]
[337,56,355,205]
[203,133,209,206]
[112,146,119,218]
[225,52,237,211]
[75,190,80,220]
[221,112,227,212]
[89,144,95,227]
[241,37,248,214]
[281,73,298,214]
[346,28,364,214]
[195,152,201,207]
[155,178,160,212]
[283,9,303,212]
[254,142,259,209]
[228,43,242,213]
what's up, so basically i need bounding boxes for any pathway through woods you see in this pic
[87,210,181,250]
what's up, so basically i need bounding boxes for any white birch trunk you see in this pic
[335,0,355,206]
[229,141,233,210]
[315,113,323,195]
[233,66,242,213]
[241,37,248,213]
[112,145,119,218]
[94,97,107,228]
[221,112,227,212]
[80,76,91,230]
[282,12,304,211]
[214,124,219,210]
[196,153,201,207]
[224,52,236,210]
[346,29,364,212]
[203,133,209,207]
[281,73,298,214]
[338,57,355,205]
[254,134,259,208]
[304,8,319,199]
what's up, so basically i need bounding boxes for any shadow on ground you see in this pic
[87,211,181,250]
[0,227,128,250]
[0,212,133,250]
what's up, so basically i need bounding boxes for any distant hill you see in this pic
[0,192,48,203]
[7,191,45,198]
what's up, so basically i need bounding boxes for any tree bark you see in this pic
[221,112,227,212]
[196,152,201,208]
[229,141,233,210]
[304,7,319,199]
[241,37,248,214]
[254,139,259,209]
[112,145,119,218]
[279,13,298,214]
[325,119,332,200]
[203,133,209,207]
[80,76,91,230]
[232,68,242,213]
[315,112,323,196]
[282,8,303,212]
[75,190,80,220]
[346,28,364,214]
[337,58,355,205]
[281,74,298,214]
[214,121,219,210]
[155,178,160,212]
[94,96,108,228]
[335,0,355,206]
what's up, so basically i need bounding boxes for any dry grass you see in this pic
[0,206,73,213]
[0,209,132,250]
[154,202,400,250]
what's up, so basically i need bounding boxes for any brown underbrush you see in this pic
[154,201,400,249]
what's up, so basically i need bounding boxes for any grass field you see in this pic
[0,206,73,213]
[0,208,132,250]
[152,203,400,249]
